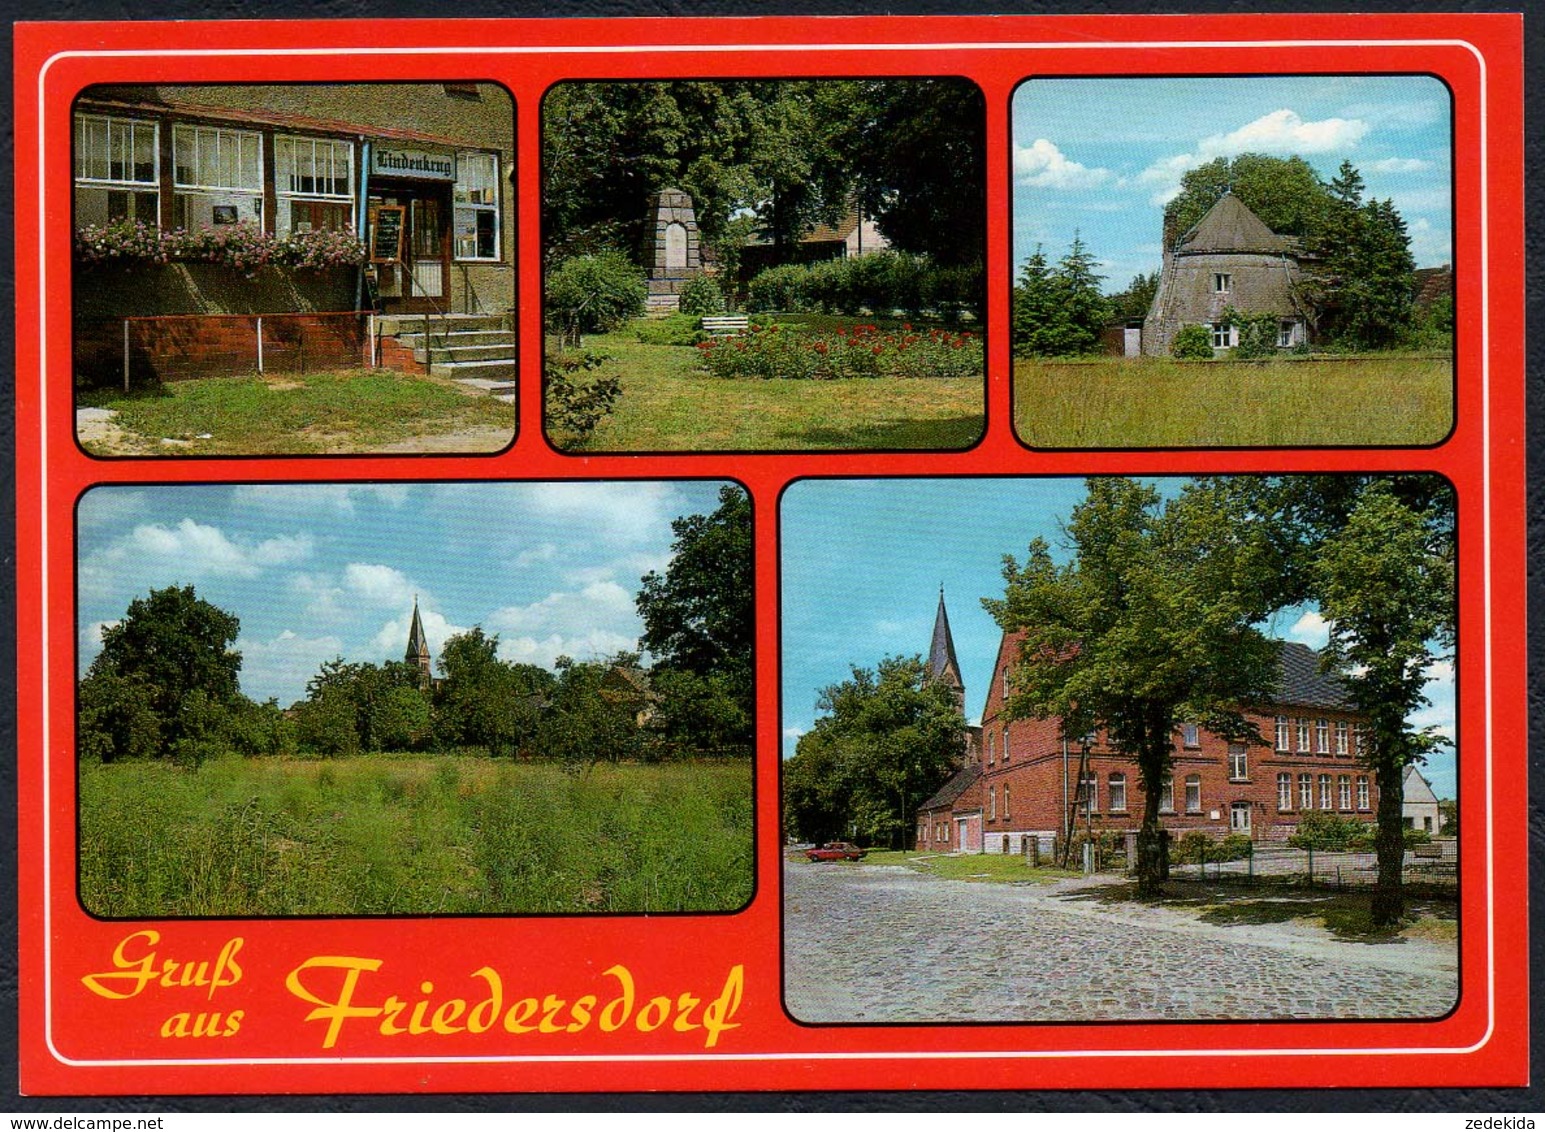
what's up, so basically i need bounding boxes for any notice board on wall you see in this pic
[13,12,1528,1100]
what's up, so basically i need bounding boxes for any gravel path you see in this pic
[784,859,1458,1024]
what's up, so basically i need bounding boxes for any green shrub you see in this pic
[696,323,982,381]
[1171,324,1215,360]
[677,274,725,316]
[633,313,705,347]
[544,350,620,444]
[746,263,812,314]
[1288,810,1368,850]
[1224,308,1283,360]
[545,251,647,337]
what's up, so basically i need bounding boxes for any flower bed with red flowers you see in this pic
[695,322,982,381]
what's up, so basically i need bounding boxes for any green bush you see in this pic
[633,313,705,347]
[746,263,812,314]
[745,253,983,321]
[1171,324,1216,360]
[545,251,647,337]
[697,323,982,381]
[677,274,725,316]
[1224,308,1283,360]
[544,350,620,444]
[1171,831,1253,864]
[1288,810,1368,850]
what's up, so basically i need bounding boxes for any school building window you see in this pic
[1339,775,1352,810]
[1297,718,1311,752]
[1184,775,1201,814]
[1274,716,1290,751]
[454,151,500,261]
[1316,718,1330,753]
[1181,722,1200,748]
[987,732,995,765]
[1003,785,1012,819]
[1277,772,1293,811]
[1228,744,1248,781]
[1299,773,1313,809]
[1159,776,1174,814]
[1357,776,1370,810]
[275,135,354,235]
[74,114,160,227]
[172,124,263,231]
[1108,773,1127,813]
[1001,727,1011,763]
[1335,720,1350,754]
[1080,774,1098,816]
[988,787,996,821]
[1318,774,1333,809]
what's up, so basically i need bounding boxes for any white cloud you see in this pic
[1366,157,1431,174]
[1013,139,1111,190]
[523,482,675,544]
[236,629,346,705]
[77,490,149,530]
[1137,109,1369,206]
[515,543,559,567]
[1288,611,1330,648]
[484,581,641,667]
[342,562,417,607]
[1197,109,1368,159]
[81,520,312,599]
[783,725,807,741]
[77,620,119,672]
[230,484,410,516]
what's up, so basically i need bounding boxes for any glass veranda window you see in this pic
[454,151,500,260]
[172,125,263,231]
[74,114,159,227]
[275,135,354,235]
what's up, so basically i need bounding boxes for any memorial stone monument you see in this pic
[644,187,704,312]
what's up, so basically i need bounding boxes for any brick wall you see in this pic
[78,312,367,385]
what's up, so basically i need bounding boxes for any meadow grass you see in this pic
[77,368,514,456]
[554,327,985,452]
[79,755,753,917]
[857,849,1076,884]
[1014,354,1453,448]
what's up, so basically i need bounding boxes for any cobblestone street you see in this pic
[784,859,1459,1024]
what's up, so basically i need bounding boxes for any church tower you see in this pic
[405,597,431,689]
[926,587,966,713]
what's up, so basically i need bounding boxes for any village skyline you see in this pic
[77,480,733,707]
[779,477,1457,799]
[1011,74,1453,294]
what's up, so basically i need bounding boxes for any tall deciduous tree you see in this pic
[1164,154,1335,245]
[984,479,1283,896]
[79,585,243,761]
[434,628,551,757]
[784,655,965,848]
[1309,483,1454,927]
[637,485,753,754]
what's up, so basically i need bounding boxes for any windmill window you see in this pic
[1210,322,1237,349]
[1213,272,1232,293]
[1278,320,1296,347]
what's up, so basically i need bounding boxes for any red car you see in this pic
[805,841,866,862]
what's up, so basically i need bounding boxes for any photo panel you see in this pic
[76,479,754,918]
[540,77,988,454]
[781,475,1458,1025]
[1010,75,1455,449]
[72,82,517,458]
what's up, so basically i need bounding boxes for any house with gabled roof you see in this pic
[1141,191,1310,357]
[918,625,1379,855]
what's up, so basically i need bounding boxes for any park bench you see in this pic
[700,314,750,337]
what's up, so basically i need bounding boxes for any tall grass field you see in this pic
[1014,355,1453,447]
[80,755,753,917]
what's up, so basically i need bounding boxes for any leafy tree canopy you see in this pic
[783,655,965,849]
[984,478,1285,895]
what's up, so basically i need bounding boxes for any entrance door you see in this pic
[369,182,451,310]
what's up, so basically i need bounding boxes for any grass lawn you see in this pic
[1014,354,1453,447]
[858,849,1077,884]
[80,754,752,916]
[77,368,515,456]
[554,322,985,452]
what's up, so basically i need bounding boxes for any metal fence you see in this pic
[120,311,368,387]
[1170,840,1457,889]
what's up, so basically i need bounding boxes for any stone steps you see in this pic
[431,358,516,384]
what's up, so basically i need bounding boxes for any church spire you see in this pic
[927,587,964,711]
[405,597,431,688]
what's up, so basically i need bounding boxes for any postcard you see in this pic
[12,13,1526,1095]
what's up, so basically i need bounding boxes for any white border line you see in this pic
[35,34,1494,1072]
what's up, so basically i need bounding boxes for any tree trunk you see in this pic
[1371,756,1407,927]
[1135,740,1168,898]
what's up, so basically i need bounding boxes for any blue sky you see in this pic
[77,481,732,708]
[1012,76,1453,294]
[780,478,1457,799]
